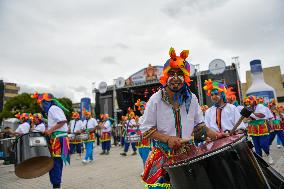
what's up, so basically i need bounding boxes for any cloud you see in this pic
[115,43,130,49]
[101,56,118,65]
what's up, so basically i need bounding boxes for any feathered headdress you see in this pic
[83,108,91,117]
[244,96,257,106]
[71,112,80,119]
[33,113,43,121]
[15,113,32,122]
[126,107,135,119]
[226,87,236,101]
[203,79,227,96]
[135,99,146,110]
[31,92,69,112]
[160,47,191,86]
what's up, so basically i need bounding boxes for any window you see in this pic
[277,96,284,103]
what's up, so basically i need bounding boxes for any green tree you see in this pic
[58,97,74,121]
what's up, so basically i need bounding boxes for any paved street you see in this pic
[0,142,283,189]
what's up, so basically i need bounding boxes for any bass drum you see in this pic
[163,135,270,189]
[15,132,54,179]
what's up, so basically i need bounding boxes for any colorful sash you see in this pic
[49,131,70,165]
[247,119,269,136]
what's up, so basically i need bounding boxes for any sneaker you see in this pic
[105,151,110,155]
[82,159,88,164]
[132,151,137,156]
[100,151,106,155]
[277,145,281,148]
[120,152,127,156]
[267,155,274,165]
[89,160,94,164]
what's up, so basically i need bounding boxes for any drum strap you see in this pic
[73,120,77,133]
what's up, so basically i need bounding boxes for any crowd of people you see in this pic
[1,47,284,189]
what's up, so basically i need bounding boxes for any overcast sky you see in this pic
[0,0,283,102]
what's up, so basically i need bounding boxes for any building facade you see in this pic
[0,81,20,112]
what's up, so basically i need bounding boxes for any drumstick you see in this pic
[230,107,254,135]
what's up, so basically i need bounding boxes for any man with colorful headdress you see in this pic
[9,113,32,136]
[267,99,284,149]
[82,109,98,163]
[244,95,273,164]
[31,113,46,133]
[99,113,112,155]
[203,79,245,134]
[140,48,227,189]
[120,108,138,156]
[69,112,83,160]
[135,99,151,165]
[31,92,70,189]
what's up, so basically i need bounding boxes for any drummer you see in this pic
[244,96,273,164]
[135,99,151,165]
[69,112,83,160]
[32,92,70,189]
[203,79,245,134]
[31,113,46,133]
[99,114,112,155]
[140,47,227,189]
[8,113,31,136]
[120,108,138,156]
[82,109,98,163]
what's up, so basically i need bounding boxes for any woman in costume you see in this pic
[31,113,46,133]
[99,114,112,155]
[69,112,83,160]
[32,92,70,189]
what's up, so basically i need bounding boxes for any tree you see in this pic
[58,97,74,121]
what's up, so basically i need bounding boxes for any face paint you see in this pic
[167,69,185,92]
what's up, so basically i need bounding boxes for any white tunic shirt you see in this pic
[205,103,245,132]
[141,90,203,139]
[33,123,46,133]
[15,122,30,134]
[70,119,83,133]
[250,104,267,120]
[82,118,98,130]
[102,120,111,132]
[47,105,68,132]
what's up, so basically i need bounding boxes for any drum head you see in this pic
[15,156,54,179]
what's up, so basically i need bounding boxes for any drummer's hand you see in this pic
[167,136,183,149]
[44,129,53,136]
[216,132,229,139]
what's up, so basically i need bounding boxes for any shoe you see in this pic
[132,151,137,156]
[82,159,88,164]
[100,151,106,155]
[105,151,110,155]
[120,152,127,156]
[267,155,274,165]
[89,160,94,164]
[277,145,281,148]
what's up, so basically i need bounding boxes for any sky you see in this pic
[0,0,283,102]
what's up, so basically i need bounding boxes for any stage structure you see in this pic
[94,63,242,122]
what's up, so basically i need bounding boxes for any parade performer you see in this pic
[200,105,209,118]
[135,99,151,165]
[140,47,227,189]
[244,96,274,164]
[268,99,284,148]
[69,112,83,160]
[99,114,112,155]
[31,113,46,133]
[31,92,70,189]
[120,108,138,156]
[9,113,32,136]
[82,109,97,163]
[203,79,245,133]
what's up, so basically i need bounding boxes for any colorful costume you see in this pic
[100,114,112,155]
[135,99,151,165]
[203,80,245,132]
[245,96,272,162]
[82,110,97,162]
[32,92,70,189]
[15,113,32,135]
[268,100,284,147]
[69,112,83,156]
[140,48,204,189]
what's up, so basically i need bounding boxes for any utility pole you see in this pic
[196,64,203,105]
[232,56,243,104]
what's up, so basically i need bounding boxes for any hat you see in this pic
[71,112,80,119]
[135,99,146,110]
[203,79,227,96]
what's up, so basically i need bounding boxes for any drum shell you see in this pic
[164,140,269,189]
[0,138,15,160]
[15,132,54,179]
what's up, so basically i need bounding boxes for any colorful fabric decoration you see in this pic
[15,113,32,122]
[203,79,227,96]
[83,108,91,117]
[126,107,135,119]
[135,99,146,110]
[226,87,236,101]
[160,47,191,86]
[244,96,257,106]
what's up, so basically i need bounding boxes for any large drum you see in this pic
[15,132,54,179]
[0,138,15,160]
[163,135,270,189]
[125,133,141,143]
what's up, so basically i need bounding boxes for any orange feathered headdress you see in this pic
[72,112,80,119]
[203,79,227,96]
